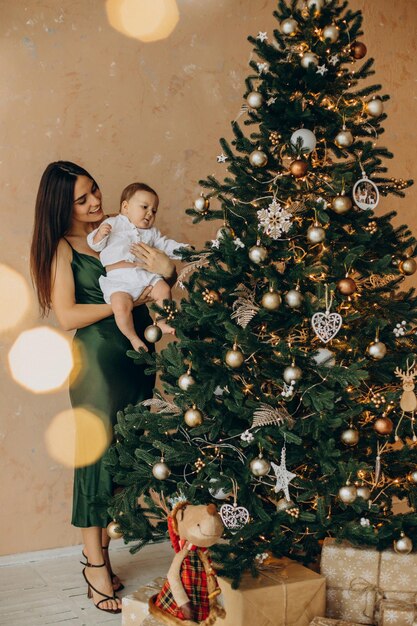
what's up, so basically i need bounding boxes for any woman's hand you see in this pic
[130,242,176,281]
[132,285,154,308]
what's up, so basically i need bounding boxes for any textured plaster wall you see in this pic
[0,0,416,555]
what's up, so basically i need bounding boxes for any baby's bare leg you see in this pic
[151,280,175,335]
[110,291,147,351]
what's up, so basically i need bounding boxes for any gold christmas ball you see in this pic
[276,497,296,511]
[285,288,304,308]
[367,341,387,360]
[107,520,123,540]
[350,41,367,59]
[216,224,235,240]
[250,456,271,477]
[249,149,268,168]
[356,486,371,501]
[307,224,326,244]
[394,533,413,555]
[152,460,171,480]
[249,245,268,264]
[246,91,263,109]
[339,484,357,504]
[225,346,244,369]
[178,372,195,391]
[399,258,417,276]
[373,417,393,435]
[335,129,354,148]
[323,24,340,43]
[283,364,302,384]
[290,159,309,178]
[341,428,359,446]
[337,277,357,296]
[261,289,282,311]
[332,194,353,214]
[184,406,203,428]
[366,98,384,118]
[301,52,319,68]
[144,324,163,343]
[407,471,417,484]
[280,18,298,36]
[194,195,210,213]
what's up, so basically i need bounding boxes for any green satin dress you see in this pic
[68,245,155,528]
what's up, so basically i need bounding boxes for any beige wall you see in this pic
[0,0,416,556]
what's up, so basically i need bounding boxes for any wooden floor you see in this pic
[0,541,172,626]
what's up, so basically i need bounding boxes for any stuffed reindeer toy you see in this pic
[148,493,226,626]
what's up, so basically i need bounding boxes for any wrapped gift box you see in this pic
[219,556,326,626]
[121,578,165,625]
[378,599,416,626]
[320,539,417,625]
[310,618,365,626]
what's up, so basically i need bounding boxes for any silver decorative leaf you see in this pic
[252,403,294,429]
[175,252,212,287]
[231,283,260,328]
[141,398,181,415]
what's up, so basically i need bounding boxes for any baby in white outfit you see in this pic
[87,182,187,351]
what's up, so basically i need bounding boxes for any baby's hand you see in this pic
[93,223,112,243]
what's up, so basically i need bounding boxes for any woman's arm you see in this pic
[51,240,113,331]
[130,242,177,287]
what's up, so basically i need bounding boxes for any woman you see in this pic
[30,161,176,614]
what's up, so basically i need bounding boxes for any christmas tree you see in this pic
[106,0,417,583]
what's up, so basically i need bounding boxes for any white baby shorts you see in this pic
[99,267,162,304]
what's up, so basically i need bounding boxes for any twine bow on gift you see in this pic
[349,576,384,620]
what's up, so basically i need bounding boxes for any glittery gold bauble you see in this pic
[301,52,319,68]
[407,471,417,483]
[261,289,282,311]
[350,41,367,59]
[194,195,210,213]
[332,194,353,214]
[285,288,304,308]
[250,456,271,477]
[152,461,171,480]
[394,533,413,555]
[356,485,371,500]
[373,417,393,435]
[367,340,387,360]
[341,428,359,445]
[107,520,123,539]
[184,406,203,428]
[178,372,195,391]
[335,129,354,148]
[338,484,357,504]
[249,245,268,264]
[249,149,268,168]
[280,18,298,36]
[307,224,325,244]
[290,159,309,178]
[323,24,339,43]
[399,258,417,276]
[225,346,244,368]
[337,277,357,295]
[366,98,384,117]
[246,91,263,109]
[144,324,163,343]
[283,364,302,384]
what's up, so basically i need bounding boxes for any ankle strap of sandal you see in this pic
[85,561,106,568]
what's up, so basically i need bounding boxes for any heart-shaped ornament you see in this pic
[312,311,342,343]
[219,503,250,532]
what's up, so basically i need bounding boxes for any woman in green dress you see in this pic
[30,161,176,614]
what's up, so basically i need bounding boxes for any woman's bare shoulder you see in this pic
[55,238,73,262]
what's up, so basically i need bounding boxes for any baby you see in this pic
[87,182,187,351]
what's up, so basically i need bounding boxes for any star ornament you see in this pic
[270,448,296,500]
[329,54,339,66]
[316,64,328,76]
[257,31,268,42]
[217,153,227,163]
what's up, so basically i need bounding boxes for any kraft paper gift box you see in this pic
[320,539,417,625]
[122,577,166,625]
[378,599,417,626]
[310,618,366,626]
[219,556,326,626]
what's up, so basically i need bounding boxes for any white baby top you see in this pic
[87,214,187,266]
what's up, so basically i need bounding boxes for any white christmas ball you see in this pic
[280,18,298,36]
[340,428,359,446]
[285,289,304,309]
[194,196,210,213]
[144,324,163,343]
[249,245,268,264]
[335,129,354,148]
[366,98,384,117]
[152,461,171,480]
[339,484,357,504]
[246,91,263,109]
[394,534,413,555]
[323,24,340,43]
[307,224,326,244]
[249,149,268,167]
[367,341,387,360]
[208,478,232,500]
[250,456,271,477]
[356,486,371,500]
[301,52,319,69]
[283,365,302,384]
[307,0,324,12]
[178,373,195,391]
[290,129,317,154]
[312,348,335,367]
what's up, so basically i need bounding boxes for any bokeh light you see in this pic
[0,264,31,332]
[45,408,111,468]
[8,326,73,393]
[106,0,179,42]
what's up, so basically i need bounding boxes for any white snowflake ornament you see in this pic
[257,199,292,240]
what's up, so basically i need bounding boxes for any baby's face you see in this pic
[122,190,158,229]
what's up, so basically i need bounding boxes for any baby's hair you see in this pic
[120,182,159,209]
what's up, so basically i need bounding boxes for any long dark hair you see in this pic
[30,161,97,316]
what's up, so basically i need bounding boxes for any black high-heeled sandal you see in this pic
[80,549,125,592]
[82,562,121,614]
